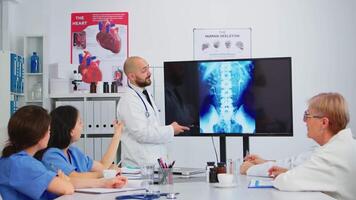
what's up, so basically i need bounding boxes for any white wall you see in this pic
[0,0,3,50]
[5,0,356,167]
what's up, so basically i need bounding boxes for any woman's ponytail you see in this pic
[2,143,18,157]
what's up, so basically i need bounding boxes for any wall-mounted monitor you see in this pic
[164,57,293,136]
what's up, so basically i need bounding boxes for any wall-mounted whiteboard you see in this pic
[193,28,252,60]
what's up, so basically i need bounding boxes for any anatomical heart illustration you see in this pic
[96,20,121,54]
[78,51,102,83]
[73,31,86,49]
[71,12,128,90]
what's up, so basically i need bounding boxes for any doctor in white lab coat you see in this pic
[117,56,189,167]
[269,92,356,200]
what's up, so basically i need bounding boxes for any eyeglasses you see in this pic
[303,111,324,121]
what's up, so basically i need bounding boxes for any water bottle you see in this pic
[103,82,109,93]
[90,82,97,93]
[111,81,118,93]
[30,82,42,100]
[30,52,40,73]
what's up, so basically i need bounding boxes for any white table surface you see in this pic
[55,175,335,200]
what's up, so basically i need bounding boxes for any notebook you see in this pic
[75,180,147,194]
[121,167,141,174]
[172,167,205,176]
[75,187,146,194]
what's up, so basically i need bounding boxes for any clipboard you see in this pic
[75,187,146,194]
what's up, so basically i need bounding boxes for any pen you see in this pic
[245,150,250,158]
[169,160,175,168]
[158,158,164,169]
[116,171,121,176]
[161,158,167,168]
[117,160,122,167]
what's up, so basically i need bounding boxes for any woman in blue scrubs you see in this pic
[40,105,122,178]
[0,105,75,200]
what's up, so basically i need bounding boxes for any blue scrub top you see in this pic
[41,146,94,175]
[0,151,57,200]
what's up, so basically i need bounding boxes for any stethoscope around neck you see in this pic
[128,84,150,118]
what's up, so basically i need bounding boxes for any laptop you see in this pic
[172,167,205,176]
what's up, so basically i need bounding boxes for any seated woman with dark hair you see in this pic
[0,105,74,200]
[40,105,123,178]
[0,105,127,200]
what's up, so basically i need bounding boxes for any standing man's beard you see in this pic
[136,77,151,87]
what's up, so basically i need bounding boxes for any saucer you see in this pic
[212,182,237,188]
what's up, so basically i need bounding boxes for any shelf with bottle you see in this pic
[50,92,123,99]
[25,72,43,76]
[24,35,45,106]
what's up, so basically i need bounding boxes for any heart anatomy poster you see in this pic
[71,12,128,88]
[193,28,251,60]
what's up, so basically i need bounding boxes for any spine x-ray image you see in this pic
[199,61,256,134]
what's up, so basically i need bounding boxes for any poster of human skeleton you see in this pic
[193,28,251,60]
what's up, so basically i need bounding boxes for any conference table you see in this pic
[55,175,334,200]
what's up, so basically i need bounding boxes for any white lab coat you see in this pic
[273,128,356,200]
[246,150,313,177]
[117,84,174,167]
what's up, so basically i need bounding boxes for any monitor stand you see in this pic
[219,135,250,163]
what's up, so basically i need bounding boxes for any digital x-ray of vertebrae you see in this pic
[199,61,256,134]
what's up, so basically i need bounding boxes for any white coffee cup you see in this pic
[103,169,117,179]
[218,173,234,185]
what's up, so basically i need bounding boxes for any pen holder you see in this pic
[158,168,173,185]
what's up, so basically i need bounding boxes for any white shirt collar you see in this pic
[328,128,352,143]
[128,82,146,93]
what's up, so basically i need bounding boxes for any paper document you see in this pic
[248,179,274,188]
[122,167,141,174]
[75,187,146,194]
[126,180,144,188]
[124,173,142,180]
[121,167,142,180]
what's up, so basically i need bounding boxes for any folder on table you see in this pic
[248,179,274,188]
